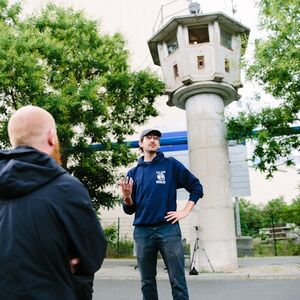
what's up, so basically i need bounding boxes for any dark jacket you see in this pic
[0,146,107,300]
[123,151,203,226]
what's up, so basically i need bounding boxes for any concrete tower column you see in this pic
[185,93,237,272]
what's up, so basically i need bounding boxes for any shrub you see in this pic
[103,224,134,258]
[103,224,118,245]
[106,239,134,258]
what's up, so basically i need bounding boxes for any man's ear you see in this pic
[48,129,56,146]
[138,140,143,148]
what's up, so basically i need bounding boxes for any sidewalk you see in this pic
[95,256,300,280]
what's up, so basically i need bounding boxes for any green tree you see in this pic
[226,0,299,177]
[285,196,300,225]
[262,197,289,226]
[239,198,264,236]
[239,196,300,238]
[0,2,164,210]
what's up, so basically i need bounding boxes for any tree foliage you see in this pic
[285,197,300,225]
[226,0,299,177]
[239,196,300,237]
[263,197,289,224]
[238,198,265,237]
[0,1,165,210]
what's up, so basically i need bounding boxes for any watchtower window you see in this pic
[220,28,232,49]
[173,64,179,78]
[188,26,209,44]
[166,34,179,55]
[225,58,230,72]
[197,56,205,69]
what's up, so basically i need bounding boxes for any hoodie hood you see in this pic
[0,146,66,199]
[137,151,165,166]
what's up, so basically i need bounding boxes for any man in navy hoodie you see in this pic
[120,129,203,300]
[0,106,107,300]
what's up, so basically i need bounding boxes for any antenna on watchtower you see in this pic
[186,0,201,15]
[230,0,237,18]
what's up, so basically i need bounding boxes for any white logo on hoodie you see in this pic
[156,171,166,184]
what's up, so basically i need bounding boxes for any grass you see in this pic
[253,239,300,256]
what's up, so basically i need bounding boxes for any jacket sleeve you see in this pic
[174,159,204,203]
[56,175,107,275]
[122,169,136,215]
[123,202,136,215]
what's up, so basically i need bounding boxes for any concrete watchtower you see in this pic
[148,12,250,271]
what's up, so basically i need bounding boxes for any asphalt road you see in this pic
[93,278,300,300]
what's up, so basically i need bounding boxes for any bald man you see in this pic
[0,106,107,300]
[8,105,62,164]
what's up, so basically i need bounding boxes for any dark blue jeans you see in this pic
[134,223,189,300]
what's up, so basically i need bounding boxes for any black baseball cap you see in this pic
[140,129,162,140]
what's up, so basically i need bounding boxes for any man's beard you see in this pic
[51,141,62,165]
